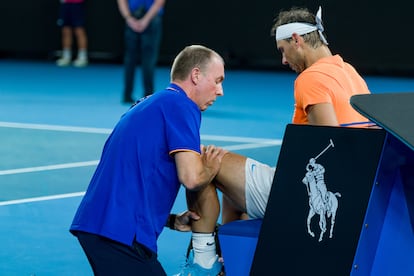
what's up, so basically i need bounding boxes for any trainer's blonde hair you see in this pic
[171,45,224,81]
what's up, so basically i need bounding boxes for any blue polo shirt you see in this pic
[70,83,201,253]
[128,0,164,15]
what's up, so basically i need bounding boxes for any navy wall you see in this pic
[1,0,412,74]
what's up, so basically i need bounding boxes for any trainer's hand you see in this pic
[202,145,228,177]
[203,145,228,160]
[174,210,200,232]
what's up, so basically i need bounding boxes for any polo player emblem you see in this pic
[302,139,341,242]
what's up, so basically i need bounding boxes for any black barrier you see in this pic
[1,0,414,74]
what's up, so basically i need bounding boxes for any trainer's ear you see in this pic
[191,67,200,84]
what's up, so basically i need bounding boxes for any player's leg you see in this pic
[176,153,246,275]
[215,152,248,221]
[179,184,223,275]
[222,194,249,224]
[186,183,220,234]
[217,153,275,221]
[187,151,248,232]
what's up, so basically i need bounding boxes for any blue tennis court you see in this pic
[1,59,413,275]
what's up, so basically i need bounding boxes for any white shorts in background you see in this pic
[245,158,275,219]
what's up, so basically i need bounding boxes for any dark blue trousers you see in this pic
[122,14,162,100]
[75,231,166,276]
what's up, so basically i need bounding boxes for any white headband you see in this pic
[275,6,328,45]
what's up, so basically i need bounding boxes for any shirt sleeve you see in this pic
[163,96,201,156]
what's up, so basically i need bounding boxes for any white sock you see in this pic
[62,48,71,59]
[192,232,217,269]
[77,49,87,60]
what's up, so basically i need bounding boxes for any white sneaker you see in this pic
[56,57,71,67]
[73,58,88,67]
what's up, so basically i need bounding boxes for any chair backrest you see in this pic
[250,124,386,275]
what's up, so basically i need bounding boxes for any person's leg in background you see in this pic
[140,14,162,97]
[56,3,73,67]
[72,2,88,67]
[72,26,88,67]
[122,26,140,103]
[56,26,73,66]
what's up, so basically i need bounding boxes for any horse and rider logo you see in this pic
[302,139,341,242]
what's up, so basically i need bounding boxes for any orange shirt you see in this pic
[292,55,370,126]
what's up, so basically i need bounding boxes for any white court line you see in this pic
[0,141,282,206]
[0,121,281,144]
[0,121,112,134]
[0,142,282,176]
[0,121,282,206]
[0,160,99,176]
[0,192,85,206]
[0,121,282,176]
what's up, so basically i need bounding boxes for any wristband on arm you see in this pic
[166,214,177,230]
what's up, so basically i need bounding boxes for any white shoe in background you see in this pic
[56,57,71,67]
[73,58,88,67]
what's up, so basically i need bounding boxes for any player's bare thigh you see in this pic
[215,152,247,211]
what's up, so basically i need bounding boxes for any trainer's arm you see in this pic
[174,145,227,191]
[165,211,201,231]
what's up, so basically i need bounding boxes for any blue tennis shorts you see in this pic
[57,2,85,27]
